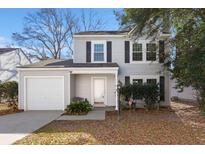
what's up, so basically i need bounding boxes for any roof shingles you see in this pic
[74,31,129,35]
[18,59,119,68]
[0,48,19,55]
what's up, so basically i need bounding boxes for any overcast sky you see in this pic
[0,8,121,47]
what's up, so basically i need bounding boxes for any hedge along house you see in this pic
[17,30,170,111]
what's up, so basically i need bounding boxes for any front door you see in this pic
[93,78,105,105]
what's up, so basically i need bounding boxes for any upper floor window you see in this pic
[146,43,157,61]
[132,43,142,61]
[92,41,106,63]
[130,41,158,63]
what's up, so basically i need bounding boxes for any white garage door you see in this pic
[25,76,64,110]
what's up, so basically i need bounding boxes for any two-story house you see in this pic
[17,31,170,111]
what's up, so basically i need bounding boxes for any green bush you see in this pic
[143,83,159,110]
[2,81,18,102]
[0,81,18,110]
[118,81,132,101]
[118,81,159,110]
[132,83,144,100]
[65,99,92,115]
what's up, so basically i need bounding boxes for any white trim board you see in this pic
[73,35,127,38]
[130,75,160,84]
[17,67,119,71]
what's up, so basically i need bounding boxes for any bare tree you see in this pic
[12,9,78,60]
[80,9,105,31]
[13,9,105,60]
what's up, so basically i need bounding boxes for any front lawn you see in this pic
[14,101,205,144]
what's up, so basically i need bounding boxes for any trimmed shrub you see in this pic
[143,83,159,110]
[65,99,92,115]
[118,81,160,110]
[118,82,132,101]
[0,81,18,110]
[2,81,18,102]
[132,83,144,100]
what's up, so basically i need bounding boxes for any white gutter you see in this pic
[73,35,127,38]
[17,67,119,71]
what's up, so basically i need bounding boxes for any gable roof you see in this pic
[74,31,129,35]
[0,48,19,55]
[18,59,119,68]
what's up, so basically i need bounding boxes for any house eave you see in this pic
[73,35,127,38]
[17,67,119,72]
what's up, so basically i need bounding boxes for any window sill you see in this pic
[130,61,159,64]
[91,61,107,63]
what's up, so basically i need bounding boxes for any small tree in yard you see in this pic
[143,83,160,110]
[2,81,18,110]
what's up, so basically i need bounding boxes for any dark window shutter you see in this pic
[86,41,91,62]
[107,41,112,62]
[125,41,130,63]
[125,76,130,85]
[160,76,165,101]
[159,40,165,63]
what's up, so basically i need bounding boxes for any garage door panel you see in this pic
[26,77,64,110]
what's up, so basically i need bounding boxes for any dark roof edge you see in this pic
[74,30,129,35]
[17,59,119,68]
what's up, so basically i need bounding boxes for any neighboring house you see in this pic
[17,30,170,111]
[170,79,197,102]
[0,48,31,83]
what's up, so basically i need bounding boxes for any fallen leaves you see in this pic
[0,103,23,116]
[14,101,205,145]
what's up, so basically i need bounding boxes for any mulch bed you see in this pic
[0,109,23,116]
[62,112,88,116]
[0,103,23,116]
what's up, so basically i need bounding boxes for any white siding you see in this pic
[75,74,91,102]
[74,36,170,106]
[170,79,197,101]
[0,49,31,82]
[70,74,76,101]
[107,75,116,106]
[74,74,116,106]
[74,36,164,81]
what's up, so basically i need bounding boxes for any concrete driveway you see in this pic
[0,111,62,145]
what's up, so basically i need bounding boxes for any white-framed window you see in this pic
[146,78,157,84]
[133,79,143,84]
[130,75,159,84]
[146,43,157,61]
[132,43,143,61]
[130,40,158,63]
[91,41,106,63]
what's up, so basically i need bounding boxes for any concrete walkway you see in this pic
[0,111,62,145]
[57,108,105,120]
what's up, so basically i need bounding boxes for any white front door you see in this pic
[93,78,105,104]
